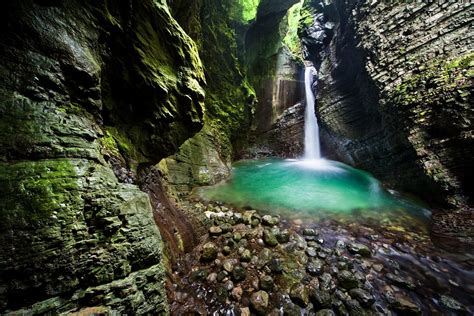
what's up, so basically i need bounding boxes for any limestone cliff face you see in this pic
[244,0,307,157]
[301,1,473,243]
[160,0,259,199]
[0,0,205,313]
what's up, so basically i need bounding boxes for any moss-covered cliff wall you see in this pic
[159,0,259,199]
[0,0,206,313]
[300,1,473,243]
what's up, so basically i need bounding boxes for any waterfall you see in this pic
[304,66,321,160]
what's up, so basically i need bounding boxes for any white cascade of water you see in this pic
[303,66,321,160]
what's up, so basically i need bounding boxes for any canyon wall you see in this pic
[301,0,473,244]
[0,0,206,313]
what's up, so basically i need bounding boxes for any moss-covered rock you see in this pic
[0,0,207,313]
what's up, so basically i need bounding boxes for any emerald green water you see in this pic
[196,159,430,221]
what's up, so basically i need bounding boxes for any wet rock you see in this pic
[257,248,272,269]
[290,283,309,307]
[240,307,250,316]
[190,268,208,282]
[217,271,228,282]
[268,258,284,274]
[225,239,236,248]
[209,226,223,236]
[252,277,260,290]
[310,289,332,309]
[335,240,346,249]
[386,273,416,290]
[306,247,318,257]
[216,285,229,303]
[251,218,260,227]
[372,264,383,272]
[439,295,468,313]
[233,232,242,242]
[250,291,269,314]
[282,301,301,316]
[221,224,233,233]
[390,297,421,315]
[315,309,336,316]
[223,259,237,273]
[262,215,280,226]
[333,299,349,316]
[347,243,371,257]
[319,273,335,292]
[232,286,243,301]
[201,242,218,262]
[263,229,278,246]
[306,259,324,276]
[337,271,359,290]
[232,266,247,282]
[349,288,375,307]
[303,228,319,236]
[345,299,365,315]
[276,229,290,243]
[337,261,348,271]
[207,272,217,283]
[223,246,232,255]
[241,249,252,262]
[224,280,234,291]
[260,275,274,291]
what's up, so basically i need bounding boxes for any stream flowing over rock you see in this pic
[0,0,472,314]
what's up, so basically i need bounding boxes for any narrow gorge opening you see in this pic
[0,0,472,315]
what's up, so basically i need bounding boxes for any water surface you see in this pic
[196,158,430,223]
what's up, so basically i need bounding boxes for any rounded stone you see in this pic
[260,275,274,291]
[201,242,218,262]
[250,290,269,314]
[232,266,247,282]
[337,270,359,290]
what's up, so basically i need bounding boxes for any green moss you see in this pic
[388,53,473,109]
[0,159,80,229]
[228,0,261,23]
[283,1,304,57]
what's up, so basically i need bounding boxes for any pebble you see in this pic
[386,273,415,290]
[240,307,250,316]
[319,273,335,291]
[201,242,218,261]
[290,283,309,307]
[241,249,252,262]
[250,290,269,314]
[276,229,290,243]
[209,226,223,236]
[347,243,372,257]
[224,280,234,291]
[260,275,274,291]
[262,215,279,226]
[390,297,421,315]
[231,286,243,300]
[306,247,318,257]
[349,288,375,307]
[303,228,319,236]
[263,229,278,246]
[207,272,217,283]
[223,259,237,272]
[338,270,359,289]
[232,266,247,282]
[306,259,324,276]
[268,258,284,274]
[439,295,467,313]
[310,289,332,309]
[315,309,336,316]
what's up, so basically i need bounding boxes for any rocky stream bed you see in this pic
[168,202,473,315]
